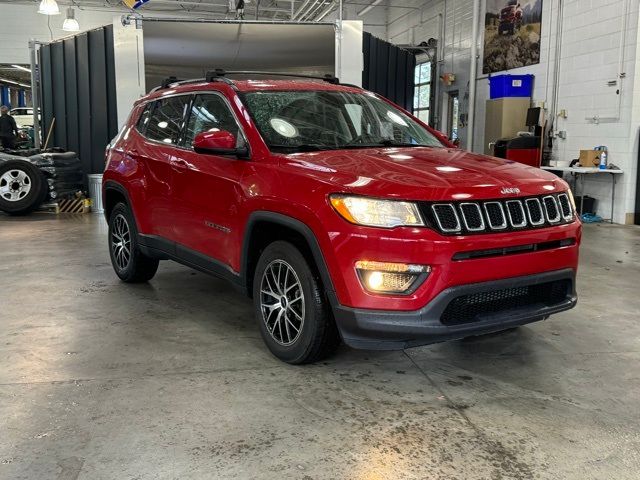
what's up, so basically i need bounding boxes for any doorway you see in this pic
[447,91,460,143]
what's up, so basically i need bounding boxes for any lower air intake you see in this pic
[440,279,571,325]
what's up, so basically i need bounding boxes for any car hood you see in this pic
[280,146,566,201]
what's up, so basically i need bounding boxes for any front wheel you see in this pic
[253,241,340,364]
[108,202,159,283]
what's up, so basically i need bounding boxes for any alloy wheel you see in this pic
[260,259,305,346]
[111,213,132,270]
[0,169,32,202]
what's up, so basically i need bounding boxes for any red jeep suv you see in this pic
[103,72,580,364]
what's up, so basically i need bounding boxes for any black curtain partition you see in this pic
[39,25,118,178]
[362,32,416,112]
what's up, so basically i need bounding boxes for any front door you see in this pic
[169,93,249,270]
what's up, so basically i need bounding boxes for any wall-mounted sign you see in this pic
[123,0,151,9]
[483,0,543,74]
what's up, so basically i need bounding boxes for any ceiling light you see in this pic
[38,0,60,15]
[11,65,32,73]
[358,0,383,16]
[63,7,79,31]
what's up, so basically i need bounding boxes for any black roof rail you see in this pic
[153,73,236,92]
[205,69,237,86]
[153,70,357,93]
[161,76,179,88]
[206,69,342,85]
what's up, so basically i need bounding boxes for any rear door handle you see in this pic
[170,158,188,172]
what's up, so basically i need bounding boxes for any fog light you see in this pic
[355,261,430,294]
[366,271,385,290]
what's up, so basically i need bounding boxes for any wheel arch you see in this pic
[103,180,133,223]
[241,212,337,304]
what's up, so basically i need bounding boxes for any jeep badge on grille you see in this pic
[500,187,521,195]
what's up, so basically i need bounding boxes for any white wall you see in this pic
[326,2,388,39]
[384,0,639,224]
[0,4,117,64]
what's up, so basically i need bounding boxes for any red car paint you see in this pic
[104,79,580,347]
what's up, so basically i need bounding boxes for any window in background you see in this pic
[413,62,432,125]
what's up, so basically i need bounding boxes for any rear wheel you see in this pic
[108,202,159,283]
[0,160,47,215]
[253,241,340,364]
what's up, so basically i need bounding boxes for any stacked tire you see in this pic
[0,160,48,215]
[0,150,84,216]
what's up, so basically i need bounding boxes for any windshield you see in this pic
[242,91,444,153]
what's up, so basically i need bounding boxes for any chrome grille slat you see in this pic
[483,201,507,230]
[505,200,527,228]
[557,193,574,221]
[542,195,561,223]
[525,198,545,226]
[431,204,461,233]
[459,203,485,231]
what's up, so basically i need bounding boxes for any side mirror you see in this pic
[193,130,248,158]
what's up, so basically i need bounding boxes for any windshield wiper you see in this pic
[269,144,335,152]
[341,139,433,149]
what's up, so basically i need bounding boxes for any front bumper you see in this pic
[332,268,577,350]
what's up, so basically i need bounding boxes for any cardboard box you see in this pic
[579,150,602,167]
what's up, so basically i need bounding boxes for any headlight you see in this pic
[330,194,424,228]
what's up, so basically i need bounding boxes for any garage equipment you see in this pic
[484,97,530,155]
[0,150,84,215]
[493,135,542,167]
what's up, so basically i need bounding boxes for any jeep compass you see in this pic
[103,73,580,364]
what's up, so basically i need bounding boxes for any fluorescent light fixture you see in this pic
[11,65,32,73]
[62,7,79,31]
[0,77,31,88]
[358,0,383,16]
[38,0,60,15]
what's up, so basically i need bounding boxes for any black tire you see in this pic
[108,202,159,283]
[253,241,340,364]
[0,160,48,215]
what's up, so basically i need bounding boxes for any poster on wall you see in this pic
[483,0,543,74]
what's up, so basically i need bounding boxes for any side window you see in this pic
[145,96,189,145]
[136,103,152,134]
[183,94,245,148]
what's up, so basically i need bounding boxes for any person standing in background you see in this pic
[0,106,18,150]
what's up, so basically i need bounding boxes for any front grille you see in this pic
[440,279,572,325]
[421,193,575,235]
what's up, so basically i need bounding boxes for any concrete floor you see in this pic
[0,214,639,480]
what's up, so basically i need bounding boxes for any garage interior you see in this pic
[1,1,639,479]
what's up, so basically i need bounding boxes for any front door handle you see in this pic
[170,158,188,172]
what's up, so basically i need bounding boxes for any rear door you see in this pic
[168,92,249,269]
[132,95,190,240]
